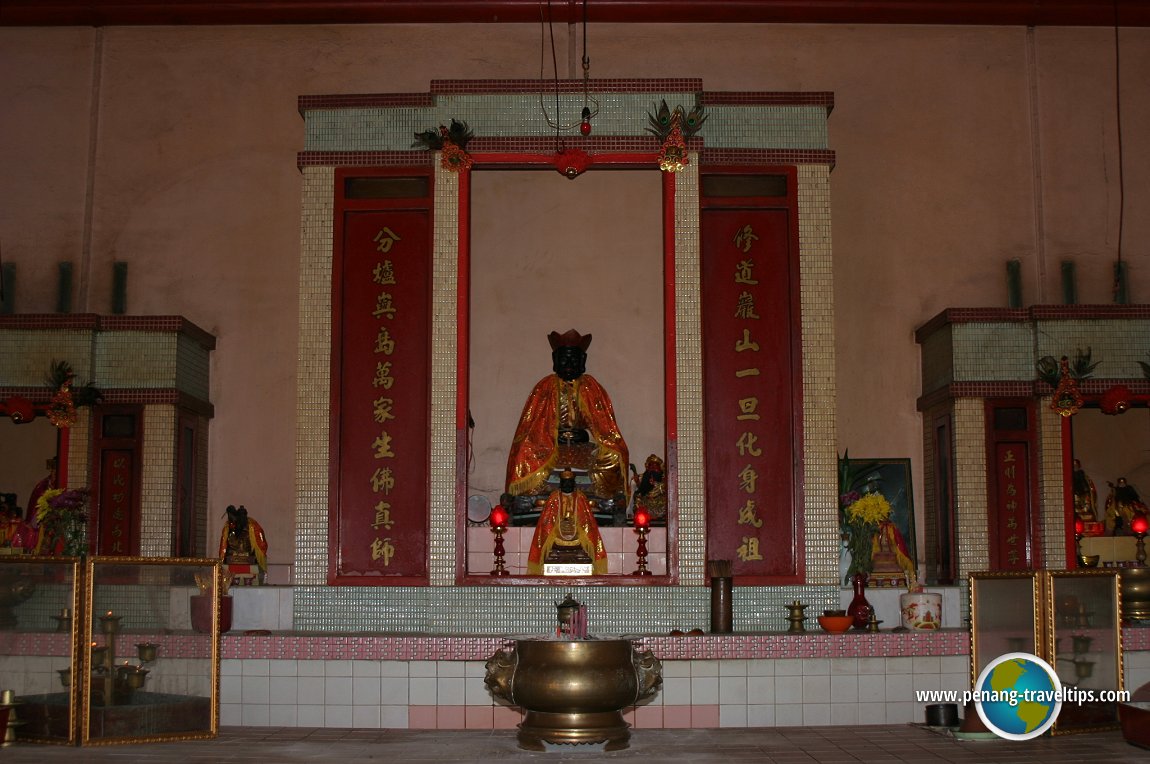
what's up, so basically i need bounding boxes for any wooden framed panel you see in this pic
[969,570,1043,684]
[1045,568,1123,734]
[0,556,83,745]
[82,557,220,745]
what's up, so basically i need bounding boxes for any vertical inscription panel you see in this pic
[700,204,800,582]
[331,207,431,584]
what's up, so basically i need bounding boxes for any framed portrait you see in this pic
[838,456,916,587]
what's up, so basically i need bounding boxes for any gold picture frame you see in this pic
[0,556,84,746]
[1044,568,1123,735]
[81,557,221,746]
[969,570,1044,685]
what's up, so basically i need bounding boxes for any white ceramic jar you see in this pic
[899,591,943,630]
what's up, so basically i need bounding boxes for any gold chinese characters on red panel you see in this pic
[332,208,431,584]
[700,200,801,583]
[992,442,1034,569]
[97,450,136,555]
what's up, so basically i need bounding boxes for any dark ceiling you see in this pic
[1,1,1149,28]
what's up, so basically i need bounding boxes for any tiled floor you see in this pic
[1,725,1146,763]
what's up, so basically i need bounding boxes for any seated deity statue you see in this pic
[505,330,630,507]
[1105,478,1149,535]
[1072,459,1099,523]
[527,469,608,575]
[218,504,268,585]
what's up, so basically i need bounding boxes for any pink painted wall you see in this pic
[0,22,1146,567]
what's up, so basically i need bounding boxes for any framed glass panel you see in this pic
[82,557,220,745]
[1045,569,1122,734]
[969,571,1042,683]
[0,556,82,745]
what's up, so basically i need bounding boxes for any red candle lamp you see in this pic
[1132,514,1149,567]
[490,505,510,577]
[631,508,652,576]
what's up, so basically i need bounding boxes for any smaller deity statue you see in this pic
[1072,459,1098,523]
[1105,478,1149,536]
[527,469,607,575]
[0,495,23,551]
[630,454,667,526]
[218,505,268,585]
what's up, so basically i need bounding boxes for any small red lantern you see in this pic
[1100,384,1133,415]
[489,505,509,530]
[1132,514,1149,537]
[634,508,650,529]
[1074,518,1085,536]
[5,396,35,424]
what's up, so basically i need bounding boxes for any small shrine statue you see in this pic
[505,330,630,504]
[631,454,667,525]
[218,505,268,585]
[1105,478,1149,536]
[1072,459,1098,523]
[527,469,608,574]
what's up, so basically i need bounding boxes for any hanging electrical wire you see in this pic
[1111,0,1127,302]
[538,0,599,147]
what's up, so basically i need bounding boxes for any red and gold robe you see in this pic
[505,374,629,499]
[527,489,608,575]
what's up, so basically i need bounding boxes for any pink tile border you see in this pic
[14,628,1146,660]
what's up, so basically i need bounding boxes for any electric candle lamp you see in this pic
[1133,515,1149,567]
[490,505,510,577]
[490,505,509,530]
[1074,518,1085,536]
[632,509,652,576]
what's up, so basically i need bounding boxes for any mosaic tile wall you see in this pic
[294,82,840,633]
[294,167,336,587]
[952,398,989,583]
[428,166,460,587]
[302,90,829,153]
[673,159,705,586]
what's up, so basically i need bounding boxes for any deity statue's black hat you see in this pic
[548,329,592,351]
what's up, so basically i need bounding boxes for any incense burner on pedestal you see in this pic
[484,637,662,751]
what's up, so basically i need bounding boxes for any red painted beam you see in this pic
[2,0,1149,28]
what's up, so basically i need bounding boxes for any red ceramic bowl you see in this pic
[817,615,854,634]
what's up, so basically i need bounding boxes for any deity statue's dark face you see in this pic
[552,346,587,382]
[560,473,576,493]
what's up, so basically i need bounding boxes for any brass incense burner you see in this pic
[485,638,662,751]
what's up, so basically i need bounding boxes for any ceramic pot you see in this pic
[190,594,233,633]
[899,591,943,630]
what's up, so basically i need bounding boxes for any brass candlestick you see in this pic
[786,601,808,633]
[99,612,122,635]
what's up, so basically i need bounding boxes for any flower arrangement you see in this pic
[842,492,892,581]
[35,487,89,557]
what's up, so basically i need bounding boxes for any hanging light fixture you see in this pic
[538,0,599,147]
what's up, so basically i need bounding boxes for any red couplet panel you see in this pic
[700,206,799,582]
[96,449,136,556]
[989,441,1035,570]
[331,209,431,584]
